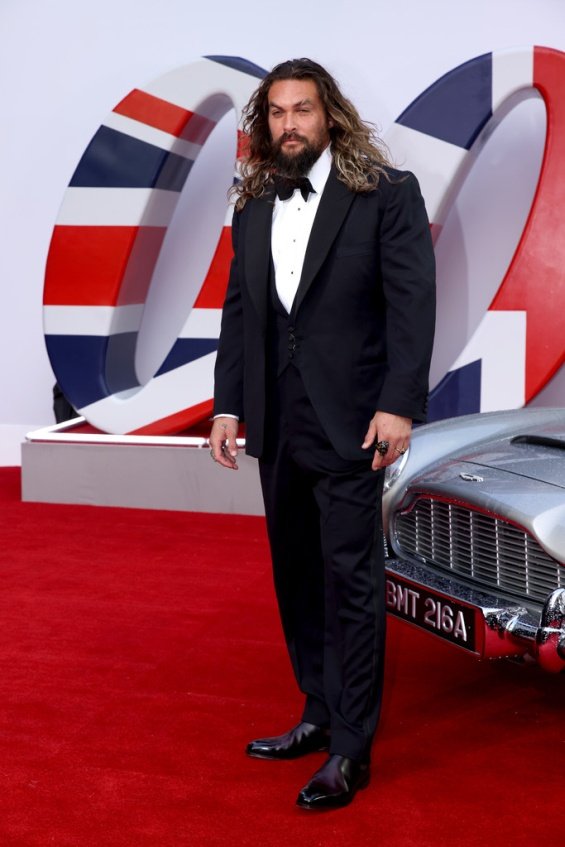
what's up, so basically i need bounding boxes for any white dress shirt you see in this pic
[271,146,332,313]
[215,146,332,419]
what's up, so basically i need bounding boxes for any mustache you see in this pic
[274,132,308,150]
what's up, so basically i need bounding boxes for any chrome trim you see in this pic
[383,447,410,492]
[392,495,563,606]
[536,589,565,672]
[385,558,565,672]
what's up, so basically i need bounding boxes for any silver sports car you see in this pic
[382,407,565,672]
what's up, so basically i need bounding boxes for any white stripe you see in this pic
[57,187,178,226]
[102,112,201,162]
[224,200,235,227]
[44,305,223,338]
[384,123,467,224]
[144,59,258,121]
[451,310,526,411]
[178,308,222,338]
[492,48,533,113]
[79,353,216,433]
[44,304,144,336]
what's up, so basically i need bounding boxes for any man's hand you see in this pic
[362,411,412,471]
[209,416,239,470]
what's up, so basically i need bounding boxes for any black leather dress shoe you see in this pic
[246,721,330,760]
[296,754,370,809]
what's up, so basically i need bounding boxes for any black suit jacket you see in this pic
[213,166,436,460]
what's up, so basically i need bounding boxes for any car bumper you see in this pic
[384,558,565,672]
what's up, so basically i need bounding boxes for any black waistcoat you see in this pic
[266,260,301,378]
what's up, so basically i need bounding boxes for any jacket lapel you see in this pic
[292,168,355,315]
[244,191,275,328]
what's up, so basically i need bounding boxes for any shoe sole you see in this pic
[246,744,330,760]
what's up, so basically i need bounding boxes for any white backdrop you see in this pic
[1,0,564,462]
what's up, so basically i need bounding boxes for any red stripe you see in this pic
[130,399,213,435]
[179,112,217,146]
[44,226,166,307]
[429,222,442,244]
[237,130,250,160]
[114,88,216,143]
[492,47,565,401]
[193,227,233,308]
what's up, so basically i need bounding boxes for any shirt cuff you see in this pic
[213,414,239,420]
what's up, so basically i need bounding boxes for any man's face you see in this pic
[267,79,332,177]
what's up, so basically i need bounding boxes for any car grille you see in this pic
[393,497,563,604]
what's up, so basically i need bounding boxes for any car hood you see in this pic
[455,422,565,490]
[398,458,565,565]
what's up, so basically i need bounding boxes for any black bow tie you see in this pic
[273,176,315,202]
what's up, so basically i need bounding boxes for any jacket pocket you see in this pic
[335,240,376,258]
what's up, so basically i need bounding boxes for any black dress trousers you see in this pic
[258,359,386,764]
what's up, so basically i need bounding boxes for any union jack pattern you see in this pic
[43,56,265,434]
[384,46,565,420]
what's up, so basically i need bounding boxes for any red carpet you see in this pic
[0,467,562,846]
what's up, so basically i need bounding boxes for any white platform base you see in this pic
[21,420,264,515]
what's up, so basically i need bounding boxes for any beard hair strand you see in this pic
[272,134,325,178]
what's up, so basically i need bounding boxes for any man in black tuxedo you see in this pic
[210,58,435,809]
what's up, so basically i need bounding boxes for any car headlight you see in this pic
[383,447,410,492]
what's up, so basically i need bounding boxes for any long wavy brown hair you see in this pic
[232,58,393,210]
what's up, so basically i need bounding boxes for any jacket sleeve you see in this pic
[376,172,436,422]
[213,209,245,419]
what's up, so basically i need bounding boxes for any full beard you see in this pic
[272,133,326,178]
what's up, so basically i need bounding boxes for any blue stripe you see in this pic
[155,339,219,377]
[396,53,492,150]
[105,333,141,395]
[205,55,266,79]
[45,334,142,408]
[45,335,113,408]
[427,360,482,421]
[69,126,192,190]
[46,335,218,409]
